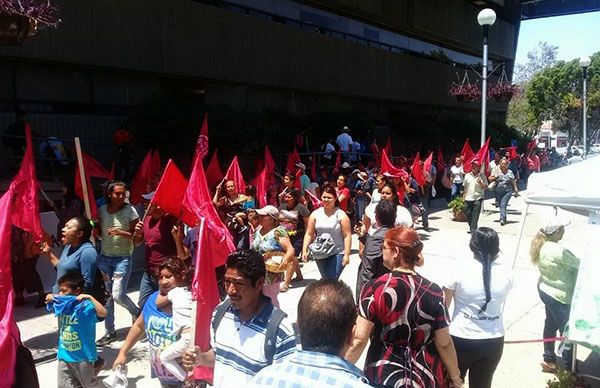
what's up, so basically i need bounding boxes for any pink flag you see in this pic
[264,146,276,175]
[437,147,446,173]
[460,139,474,162]
[130,150,161,205]
[195,114,209,161]
[9,122,43,242]
[0,190,20,386]
[380,148,409,180]
[151,160,197,227]
[205,150,223,190]
[304,189,323,210]
[190,219,221,383]
[224,156,246,194]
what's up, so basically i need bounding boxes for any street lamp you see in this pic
[477,8,496,147]
[579,55,591,157]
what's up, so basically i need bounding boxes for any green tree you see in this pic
[526,52,600,147]
[514,41,558,84]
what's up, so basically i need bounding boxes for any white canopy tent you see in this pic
[515,156,600,379]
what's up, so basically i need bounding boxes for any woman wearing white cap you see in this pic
[530,218,580,373]
[250,205,295,304]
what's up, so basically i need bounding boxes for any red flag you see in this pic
[384,137,393,157]
[423,151,434,177]
[460,139,474,162]
[0,191,20,386]
[151,160,197,227]
[191,218,221,383]
[73,152,113,220]
[411,152,426,186]
[505,146,518,160]
[311,154,317,181]
[380,149,409,180]
[253,167,268,207]
[195,114,209,161]
[527,139,537,152]
[224,156,246,194]
[130,150,162,205]
[264,146,276,175]
[437,147,446,173]
[205,150,223,190]
[305,188,323,210]
[9,122,43,242]
[286,148,301,174]
[333,150,341,174]
[464,138,490,173]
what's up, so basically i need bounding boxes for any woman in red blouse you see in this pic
[335,174,351,213]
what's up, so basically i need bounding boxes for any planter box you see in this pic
[492,91,513,103]
[455,94,478,103]
[452,211,468,222]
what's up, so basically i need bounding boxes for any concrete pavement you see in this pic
[18,190,600,387]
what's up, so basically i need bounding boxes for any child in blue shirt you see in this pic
[46,272,107,388]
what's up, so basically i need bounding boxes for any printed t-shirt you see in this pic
[143,291,180,385]
[56,298,99,363]
[99,204,139,256]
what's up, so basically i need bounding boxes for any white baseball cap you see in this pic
[541,217,570,235]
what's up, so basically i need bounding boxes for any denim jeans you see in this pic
[355,196,368,225]
[538,288,573,367]
[138,270,159,310]
[421,193,431,229]
[315,253,344,280]
[98,254,140,334]
[451,183,463,200]
[495,188,512,222]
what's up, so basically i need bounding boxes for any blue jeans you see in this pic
[538,288,573,367]
[495,188,512,222]
[315,253,344,280]
[138,270,159,310]
[98,254,140,334]
[451,183,463,200]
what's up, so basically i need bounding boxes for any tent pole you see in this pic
[512,203,529,271]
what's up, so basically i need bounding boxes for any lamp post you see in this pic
[477,8,496,147]
[579,56,591,158]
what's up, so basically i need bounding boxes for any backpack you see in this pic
[91,269,109,306]
[212,299,287,363]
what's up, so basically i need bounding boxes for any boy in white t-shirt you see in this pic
[156,258,193,382]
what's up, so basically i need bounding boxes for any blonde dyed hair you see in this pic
[529,227,563,265]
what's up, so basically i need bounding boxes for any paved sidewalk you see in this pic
[18,191,600,387]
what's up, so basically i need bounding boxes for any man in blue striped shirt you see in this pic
[250,279,370,387]
[182,250,297,386]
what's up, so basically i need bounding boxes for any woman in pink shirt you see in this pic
[335,175,351,214]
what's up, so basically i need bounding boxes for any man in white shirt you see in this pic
[462,160,488,234]
[336,126,353,162]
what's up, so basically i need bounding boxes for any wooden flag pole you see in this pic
[74,137,92,220]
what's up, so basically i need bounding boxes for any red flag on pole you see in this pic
[253,167,268,207]
[437,147,446,173]
[224,156,246,194]
[464,138,490,173]
[130,150,162,205]
[195,113,209,161]
[411,152,426,186]
[73,152,113,220]
[205,150,223,190]
[151,160,197,227]
[380,149,409,180]
[423,151,434,176]
[460,139,474,162]
[384,137,393,157]
[9,122,43,242]
[505,146,518,160]
[305,188,323,210]
[333,150,341,174]
[286,148,301,174]
[0,191,20,387]
[190,218,221,383]
[264,146,276,175]
[310,154,317,181]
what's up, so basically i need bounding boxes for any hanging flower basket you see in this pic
[488,67,519,103]
[0,1,60,45]
[449,71,481,103]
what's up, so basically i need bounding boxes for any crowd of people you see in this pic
[7,124,584,388]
